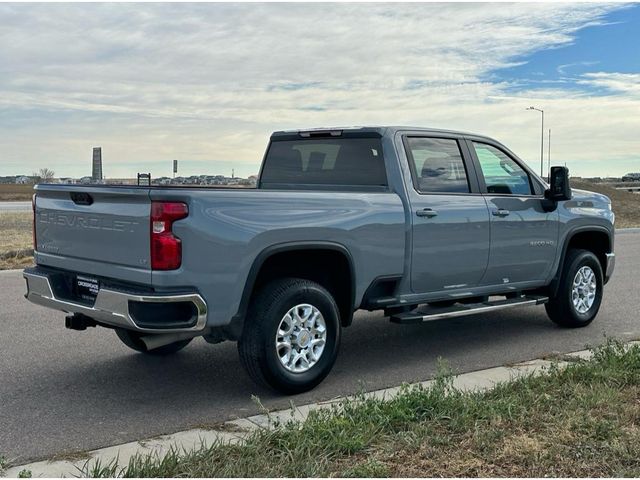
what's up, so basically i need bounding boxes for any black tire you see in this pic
[545,249,603,328]
[238,278,341,394]
[115,328,192,355]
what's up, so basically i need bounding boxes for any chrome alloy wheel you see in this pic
[275,303,327,373]
[572,266,597,314]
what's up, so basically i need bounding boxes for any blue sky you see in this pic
[491,4,640,94]
[0,3,639,178]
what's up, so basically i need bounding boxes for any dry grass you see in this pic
[573,180,640,228]
[368,382,640,477]
[0,255,34,270]
[1,212,32,251]
[0,211,33,269]
[0,184,34,201]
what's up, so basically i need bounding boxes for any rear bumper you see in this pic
[605,252,615,284]
[24,269,207,333]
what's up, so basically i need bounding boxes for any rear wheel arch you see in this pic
[230,242,356,337]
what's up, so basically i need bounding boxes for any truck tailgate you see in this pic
[34,185,152,283]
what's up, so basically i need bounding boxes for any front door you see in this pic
[404,136,491,294]
[469,141,559,286]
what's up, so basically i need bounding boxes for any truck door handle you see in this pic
[416,208,438,218]
[492,209,510,217]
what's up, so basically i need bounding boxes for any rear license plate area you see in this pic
[76,275,99,302]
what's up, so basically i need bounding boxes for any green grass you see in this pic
[82,340,640,478]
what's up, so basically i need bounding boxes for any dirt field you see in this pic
[0,184,34,201]
[572,180,640,228]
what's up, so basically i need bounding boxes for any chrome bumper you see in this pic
[23,271,207,333]
[605,252,615,283]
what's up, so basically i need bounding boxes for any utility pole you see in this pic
[526,106,544,177]
[547,129,551,180]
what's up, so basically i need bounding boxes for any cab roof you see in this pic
[270,126,492,141]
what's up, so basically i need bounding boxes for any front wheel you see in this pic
[545,249,603,328]
[115,329,192,355]
[238,278,341,394]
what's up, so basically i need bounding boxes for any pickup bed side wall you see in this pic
[149,189,406,327]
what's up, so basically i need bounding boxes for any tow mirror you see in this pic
[546,166,571,201]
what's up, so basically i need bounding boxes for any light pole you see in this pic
[548,128,551,179]
[526,106,544,178]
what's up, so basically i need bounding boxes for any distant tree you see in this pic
[36,168,55,182]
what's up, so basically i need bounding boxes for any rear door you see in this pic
[403,135,491,294]
[467,140,559,285]
[35,185,152,283]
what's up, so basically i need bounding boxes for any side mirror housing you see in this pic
[546,166,572,201]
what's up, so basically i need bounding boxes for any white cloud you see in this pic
[579,72,640,96]
[0,3,638,178]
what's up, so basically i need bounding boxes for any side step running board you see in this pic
[390,295,549,324]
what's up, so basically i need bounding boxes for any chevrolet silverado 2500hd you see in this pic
[24,127,615,393]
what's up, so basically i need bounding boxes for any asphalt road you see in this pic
[0,201,31,212]
[1,231,639,465]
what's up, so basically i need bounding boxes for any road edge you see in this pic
[617,227,640,234]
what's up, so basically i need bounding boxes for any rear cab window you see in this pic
[259,134,387,190]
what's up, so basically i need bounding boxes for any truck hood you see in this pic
[571,188,611,206]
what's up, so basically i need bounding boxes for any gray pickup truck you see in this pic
[24,126,615,393]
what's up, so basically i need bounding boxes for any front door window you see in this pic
[473,142,533,195]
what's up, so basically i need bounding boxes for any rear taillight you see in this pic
[32,193,37,251]
[150,201,188,270]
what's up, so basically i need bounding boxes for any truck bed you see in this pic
[33,183,406,327]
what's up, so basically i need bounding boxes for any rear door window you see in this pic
[405,137,470,193]
[260,137,387,187]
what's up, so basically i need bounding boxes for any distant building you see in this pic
[15,175,33,184]
[92,147,103,182]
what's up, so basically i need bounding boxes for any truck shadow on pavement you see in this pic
[40,308,569,406]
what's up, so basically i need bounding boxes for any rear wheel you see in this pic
[545,249,603,328]
[238,278,341,394]
[115,329,192,355]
